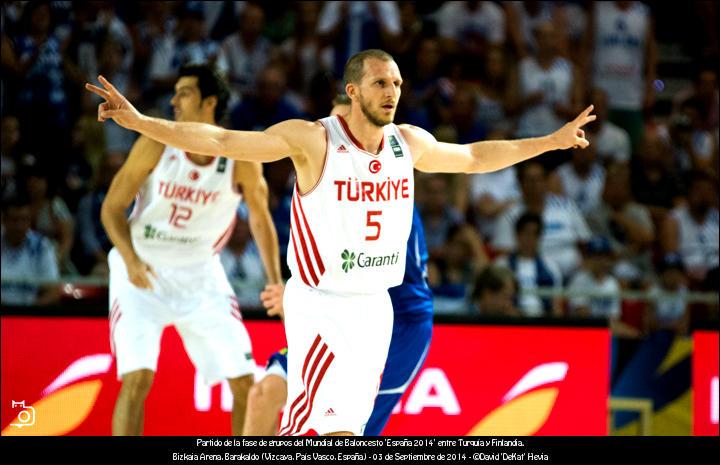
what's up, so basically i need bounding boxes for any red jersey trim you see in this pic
[212,213,237,254]
[290,228,312,287]
[293,188,326,274]
[183,152,217,168]
[336,115,384,157]
[290,197,320,286]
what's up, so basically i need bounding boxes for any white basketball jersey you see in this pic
[593,1,649,110]
[129,146,241,267]
[287,115,414,294]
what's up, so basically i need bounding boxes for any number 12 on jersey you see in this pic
[366,210,382,241]
[169,203,193,228]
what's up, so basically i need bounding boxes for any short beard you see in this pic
[359,93,392,127]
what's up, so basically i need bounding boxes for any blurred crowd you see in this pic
[1,1,718,336]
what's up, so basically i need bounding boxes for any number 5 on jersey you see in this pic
[169,203,192,228]
[366,211,382,241]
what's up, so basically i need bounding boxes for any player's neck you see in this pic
[342,111,385,155]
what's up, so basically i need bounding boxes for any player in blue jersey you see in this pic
[245,206,433,436]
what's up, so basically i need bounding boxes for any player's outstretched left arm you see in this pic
[408,105,596,174]
[85,75,306,163]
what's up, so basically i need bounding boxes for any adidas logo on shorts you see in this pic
[324,408,336,417]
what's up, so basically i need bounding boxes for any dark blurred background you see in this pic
[1,1,717,328]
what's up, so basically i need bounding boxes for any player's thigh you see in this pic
[108,251,169,377]
[175,292,255,385]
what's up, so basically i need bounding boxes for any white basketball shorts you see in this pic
[107,248,255,386]
[277,277,394,436]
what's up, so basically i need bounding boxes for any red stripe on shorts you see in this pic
[278,335,322,435]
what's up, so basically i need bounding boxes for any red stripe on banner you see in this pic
[291,197,319,285]
[290,228,312,287]
[283,344,330,436]
[279,335,322,435]
[212,214,237,254]
[291,352,335,436]
[293,190,325,274]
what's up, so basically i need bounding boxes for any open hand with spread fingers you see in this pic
[552,105,597,150]
[85,75,143,130]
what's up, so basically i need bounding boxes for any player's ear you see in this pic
[345,82,357,101]
[203,95,218,114]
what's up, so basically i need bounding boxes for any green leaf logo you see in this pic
[341,249,356,273]
[144,225,156,239]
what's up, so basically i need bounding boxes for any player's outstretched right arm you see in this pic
[86,76,308,164]
[101,135,163,289]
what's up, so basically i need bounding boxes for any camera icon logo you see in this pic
[10,400,36,428]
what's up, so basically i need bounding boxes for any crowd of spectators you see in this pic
[1,1,718,336]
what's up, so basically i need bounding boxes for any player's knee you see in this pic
[120,370,154,401]
[228,375,254,402]
[247,383,266,408]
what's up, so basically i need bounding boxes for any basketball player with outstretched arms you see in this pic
[88,49,595,436]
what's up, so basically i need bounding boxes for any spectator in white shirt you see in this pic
[567,236,639,337]
[435,1,506,56]
[587,87,632,165]
[1,196,60,306]
[554,133,606,215]
[218,3,276,101]
[492,161,591,280]
[495,212,563,317]
[648,254,689,335]
[512,20,582,139]
[660,170,719,283]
